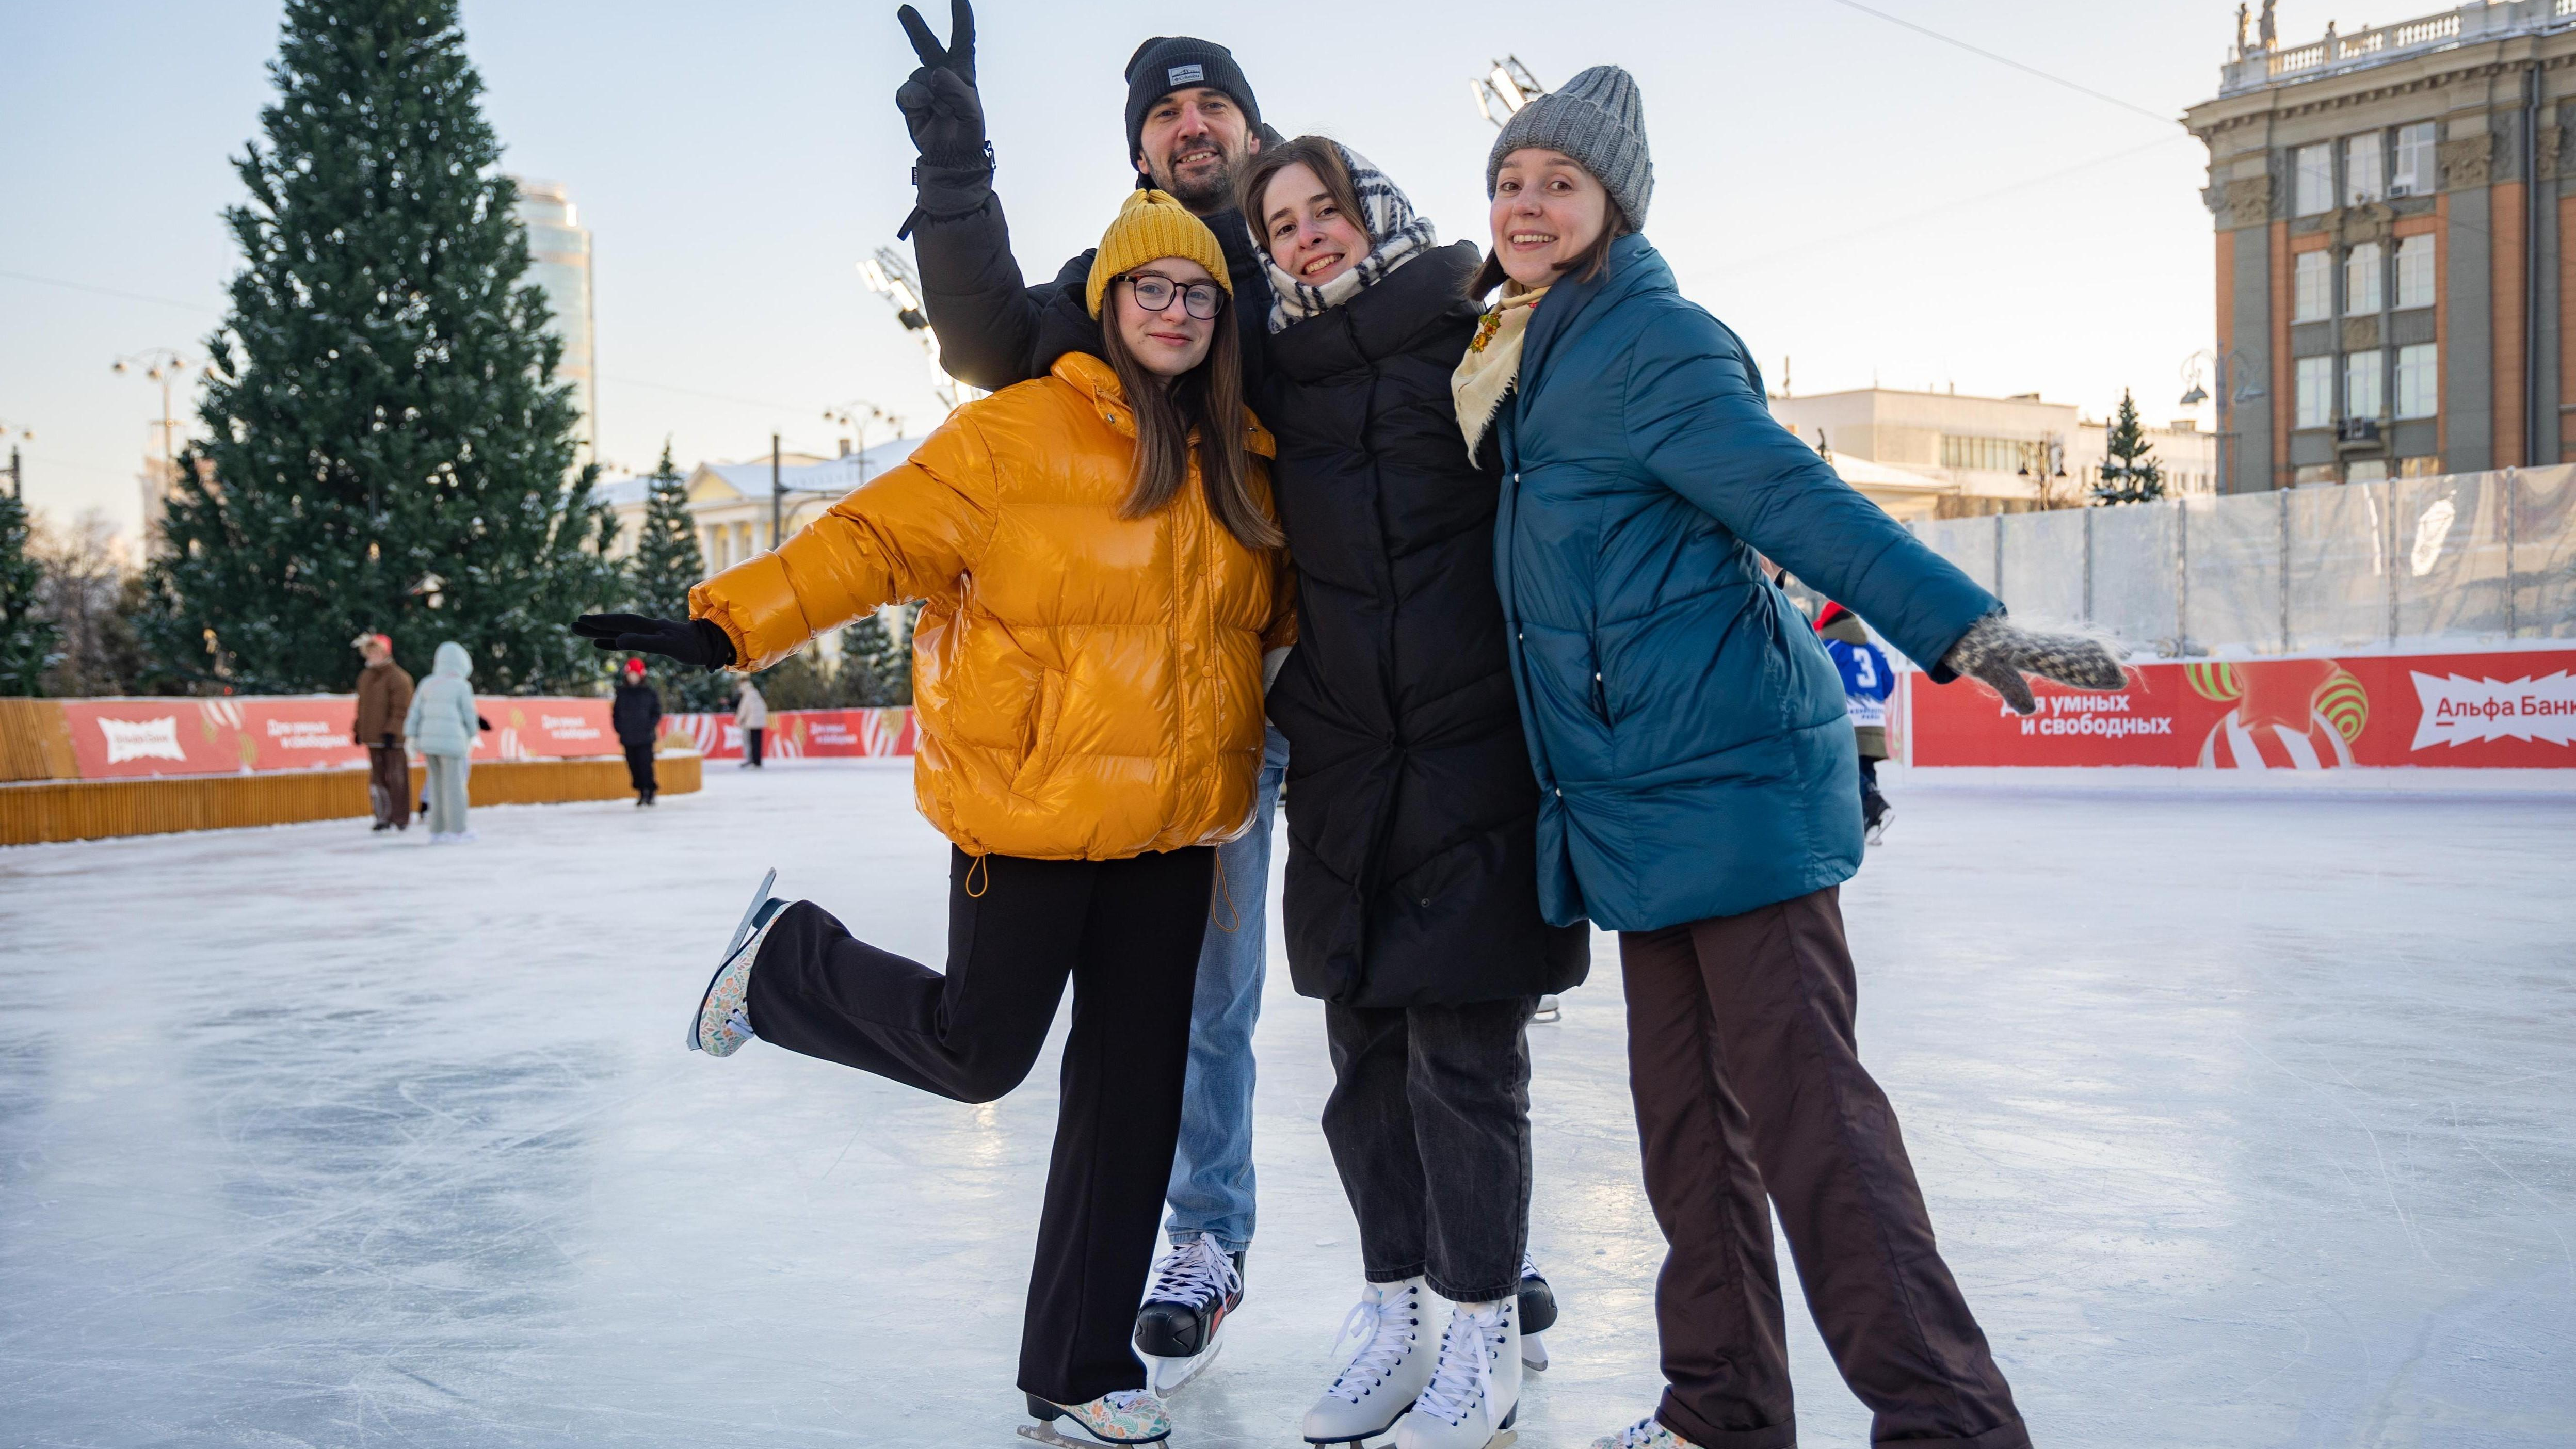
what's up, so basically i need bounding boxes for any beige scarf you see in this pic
[1451,286,1550,460]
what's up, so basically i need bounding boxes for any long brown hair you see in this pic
[1098,274,1283,551]
[1239,135,1370,251]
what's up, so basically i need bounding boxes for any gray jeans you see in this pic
[1321,996,1536,1303]
[424,754,471,836]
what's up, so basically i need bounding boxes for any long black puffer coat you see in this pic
[1260,240,1589,1007]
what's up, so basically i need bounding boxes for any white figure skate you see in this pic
[1390,1298,1520,1449]
[1302,1277,1435,1446]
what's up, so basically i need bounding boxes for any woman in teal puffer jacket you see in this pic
[1464,68,2124,1449]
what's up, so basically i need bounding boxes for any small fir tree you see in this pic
[0,486,56,694]
[839,602,919,706]
[143,0,620,694]
[625,441,730,710]
[2092,391,2167,506]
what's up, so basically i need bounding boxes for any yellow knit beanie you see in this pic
[1086,189,1232,319]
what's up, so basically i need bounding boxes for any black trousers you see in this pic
[366,745,409,827]
[745,846,1214,1406]
[1619,889,2026,1449]
[744,726,764,766]
[1858,753,1888,829]
[1321,998,1535,1303]
[622,741,657,795]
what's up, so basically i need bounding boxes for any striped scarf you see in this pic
[1264,142,1440,334]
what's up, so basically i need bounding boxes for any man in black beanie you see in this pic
[888,0,1283,1406]
[892,1,1273,390]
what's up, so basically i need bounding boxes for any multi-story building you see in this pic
[2185,1,2576,491]
[509,178,598,470]
[1769,387,2218,520]
[596,436,922,571]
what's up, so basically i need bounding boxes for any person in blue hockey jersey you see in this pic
[1816,602,1895,844]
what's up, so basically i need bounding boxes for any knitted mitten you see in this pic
[1939,613,2127,715]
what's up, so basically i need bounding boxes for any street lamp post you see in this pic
[2180,347,2267,493]
[822,401,900,488]
[0,422,30,501]
[112,348,206,517]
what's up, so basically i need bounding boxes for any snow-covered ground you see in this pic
[2,764,2571,1448]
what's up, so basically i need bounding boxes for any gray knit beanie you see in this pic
[1485,65,1652,231]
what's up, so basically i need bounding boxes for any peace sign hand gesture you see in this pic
[894,0,987,166]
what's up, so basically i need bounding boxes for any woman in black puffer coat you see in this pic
[1246,137,1586,1446]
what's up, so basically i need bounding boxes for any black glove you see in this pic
[896,0,985,163]
[380,732,395,749]
[895,0,992,234]
[476,715,492,733]
[574,614,737,671]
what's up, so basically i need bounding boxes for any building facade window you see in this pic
[2397,455,2444,478]
[2344,242,2385,314]
[2294,464,2341,486]
[2343,134,2385,206]
[1939,435,2046,473]
[2392,122,2437,197]
[2296,356,2335,428]
[2295,144,2335,216]
[2295,250,2332,321]
[2395,343,2439,418]
[2346,350,2385,419]
[2347,459,2389,484]
[2394,234,2435,309]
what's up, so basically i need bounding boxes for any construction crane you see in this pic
[858,247,984,413]
[1471,57,1548,127]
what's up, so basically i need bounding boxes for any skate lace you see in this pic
[1520,1252,1541,1282]
[1324,1286,1420,1403]
[1098,1390,1157,1413]
[1144,1235,1238,1309]
[1413,1301,1507,1426]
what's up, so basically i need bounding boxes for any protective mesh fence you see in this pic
[1904,471,2576,656]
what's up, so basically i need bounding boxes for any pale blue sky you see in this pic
[1,1,2329,540]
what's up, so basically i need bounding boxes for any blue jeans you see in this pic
[1163,723,1286,1253]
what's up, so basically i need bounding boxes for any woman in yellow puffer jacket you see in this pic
[576,191,1289,1446]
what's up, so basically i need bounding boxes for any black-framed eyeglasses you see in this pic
[1123,273,1227,320]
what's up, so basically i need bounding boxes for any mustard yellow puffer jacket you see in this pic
[689,352,1293,861]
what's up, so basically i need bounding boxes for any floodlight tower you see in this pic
[859,247,985,413]
[1471,57,1548,127]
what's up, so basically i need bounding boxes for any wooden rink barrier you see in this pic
[0,698,699,847]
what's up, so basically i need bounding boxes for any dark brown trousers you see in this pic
[366,745,410,828]
[1619,888,2027,1449]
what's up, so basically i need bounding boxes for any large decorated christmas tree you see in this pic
[144,0,618,693]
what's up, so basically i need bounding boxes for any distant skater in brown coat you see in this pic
[352,632,414,832]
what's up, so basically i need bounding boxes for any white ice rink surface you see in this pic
[3,763,2571,1448]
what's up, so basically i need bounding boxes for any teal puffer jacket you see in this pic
[405,641,480,758]
[1494,235,1998,932]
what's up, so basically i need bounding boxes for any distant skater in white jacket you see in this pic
[405,640,481,841]
[736,677,768,769]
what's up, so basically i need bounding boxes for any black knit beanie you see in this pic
[1123,37,1260,165]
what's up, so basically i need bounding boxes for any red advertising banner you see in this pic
[1907,647,2576,770]
[669,709,919,761]
[58,695,622,780]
